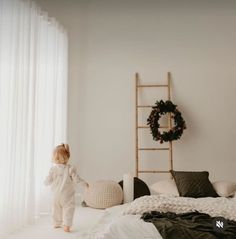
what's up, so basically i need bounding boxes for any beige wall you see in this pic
[36,0,236,184]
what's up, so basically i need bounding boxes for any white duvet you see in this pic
[81,194,236,239]
[80,204,161,239]
[92,215,161,239]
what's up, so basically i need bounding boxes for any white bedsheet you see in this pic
[94,215,162,239]
[80,204,162,239]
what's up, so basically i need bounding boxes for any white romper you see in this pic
[44,164,86,227]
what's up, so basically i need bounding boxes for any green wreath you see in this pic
[147,100,186,143]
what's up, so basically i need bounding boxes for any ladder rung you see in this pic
[138,147,169,151]
[138,126,169,129]
[138,84,168,88]
[139,170,170,173]
[137,105,154,108]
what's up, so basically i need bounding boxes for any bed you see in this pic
[80,170,236,238]
[81,193,236,239]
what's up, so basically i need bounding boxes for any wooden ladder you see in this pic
[135,72,173,177]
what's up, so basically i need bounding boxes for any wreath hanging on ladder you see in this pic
[147,100,186,143]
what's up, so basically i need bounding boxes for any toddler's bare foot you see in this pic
[64,226,70,232]
[54,225,61,228]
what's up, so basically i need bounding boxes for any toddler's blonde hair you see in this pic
[53,143,70,164]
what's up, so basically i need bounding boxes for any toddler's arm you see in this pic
[44,167,54,186]
[69,165,88,187]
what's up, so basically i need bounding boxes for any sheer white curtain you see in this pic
[0,0,68,237]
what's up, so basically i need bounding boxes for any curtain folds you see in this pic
[0,0,68,237]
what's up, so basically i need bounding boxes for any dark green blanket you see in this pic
[141,211,236,239]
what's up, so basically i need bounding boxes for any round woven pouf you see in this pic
[84,180,123,209]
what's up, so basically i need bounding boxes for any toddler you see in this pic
[44,143,88,232]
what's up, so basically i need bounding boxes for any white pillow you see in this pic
[150,179,179,196]
[212,181,236,197]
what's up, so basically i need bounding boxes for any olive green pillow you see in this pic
[171,170,219,198]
